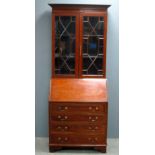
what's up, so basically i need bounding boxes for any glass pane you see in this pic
[82,16,104,75]
[55,16,76,75]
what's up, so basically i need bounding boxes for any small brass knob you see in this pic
[89,116,92,120]
[95,126,98,130]
[89,107,92,110]
[95,107,99,110]
[58,115,61,119]
[88,126,92,130]
[58,106,62,110]
[65,116,68,119]
[64,126,68,130]
[65,106,68,110]
[64,137,68,141]
[58,137,61,141]
[57,126,61,130]
[95,137,98,141]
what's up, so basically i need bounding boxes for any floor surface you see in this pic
[35,137,119,155]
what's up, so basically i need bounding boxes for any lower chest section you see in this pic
[49,102,108,146]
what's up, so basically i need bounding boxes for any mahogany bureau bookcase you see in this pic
[48,4,111,153]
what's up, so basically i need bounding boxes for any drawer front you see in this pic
[50,134,106,145]
[51,114,106,123]
[50,122,105,133]
[51,102,107,114]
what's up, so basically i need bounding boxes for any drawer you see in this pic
[50,102,107,114]
[50,122,105,133]
[49,134,106,145]
[51,114,106,123]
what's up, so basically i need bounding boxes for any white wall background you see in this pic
[35,0,119,138]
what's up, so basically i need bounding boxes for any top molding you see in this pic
[48,4,111,10]
[49,3,111,12]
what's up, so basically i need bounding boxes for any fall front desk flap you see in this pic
[49,78,108,102]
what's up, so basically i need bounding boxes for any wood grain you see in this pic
[50,121,106,134]
[49,78,108,102]
[50,102,106,113]
[49,133,106,145]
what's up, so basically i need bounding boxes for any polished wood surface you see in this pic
[50,121,106,133]
[49,94,108,153]
[49,4,110,13]
[49,145,106,153]
[51,102,107,113]
[49,78,108,102]
[51,114,106,123]
[48,4,110,153]
[50,133,106,145]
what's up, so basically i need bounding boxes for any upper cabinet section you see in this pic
[49,4,110,78]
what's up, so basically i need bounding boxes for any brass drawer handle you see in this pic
[57,125,69,131]
[89,116,98,122]
[88,106,99,111]
[57,115,68,121]
[88,137,98,143]
[58,106,68,111]
[88,126,99,131]
[57,137,68,142]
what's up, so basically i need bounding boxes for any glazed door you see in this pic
[52,13,79,77]
[79,13,107,78]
